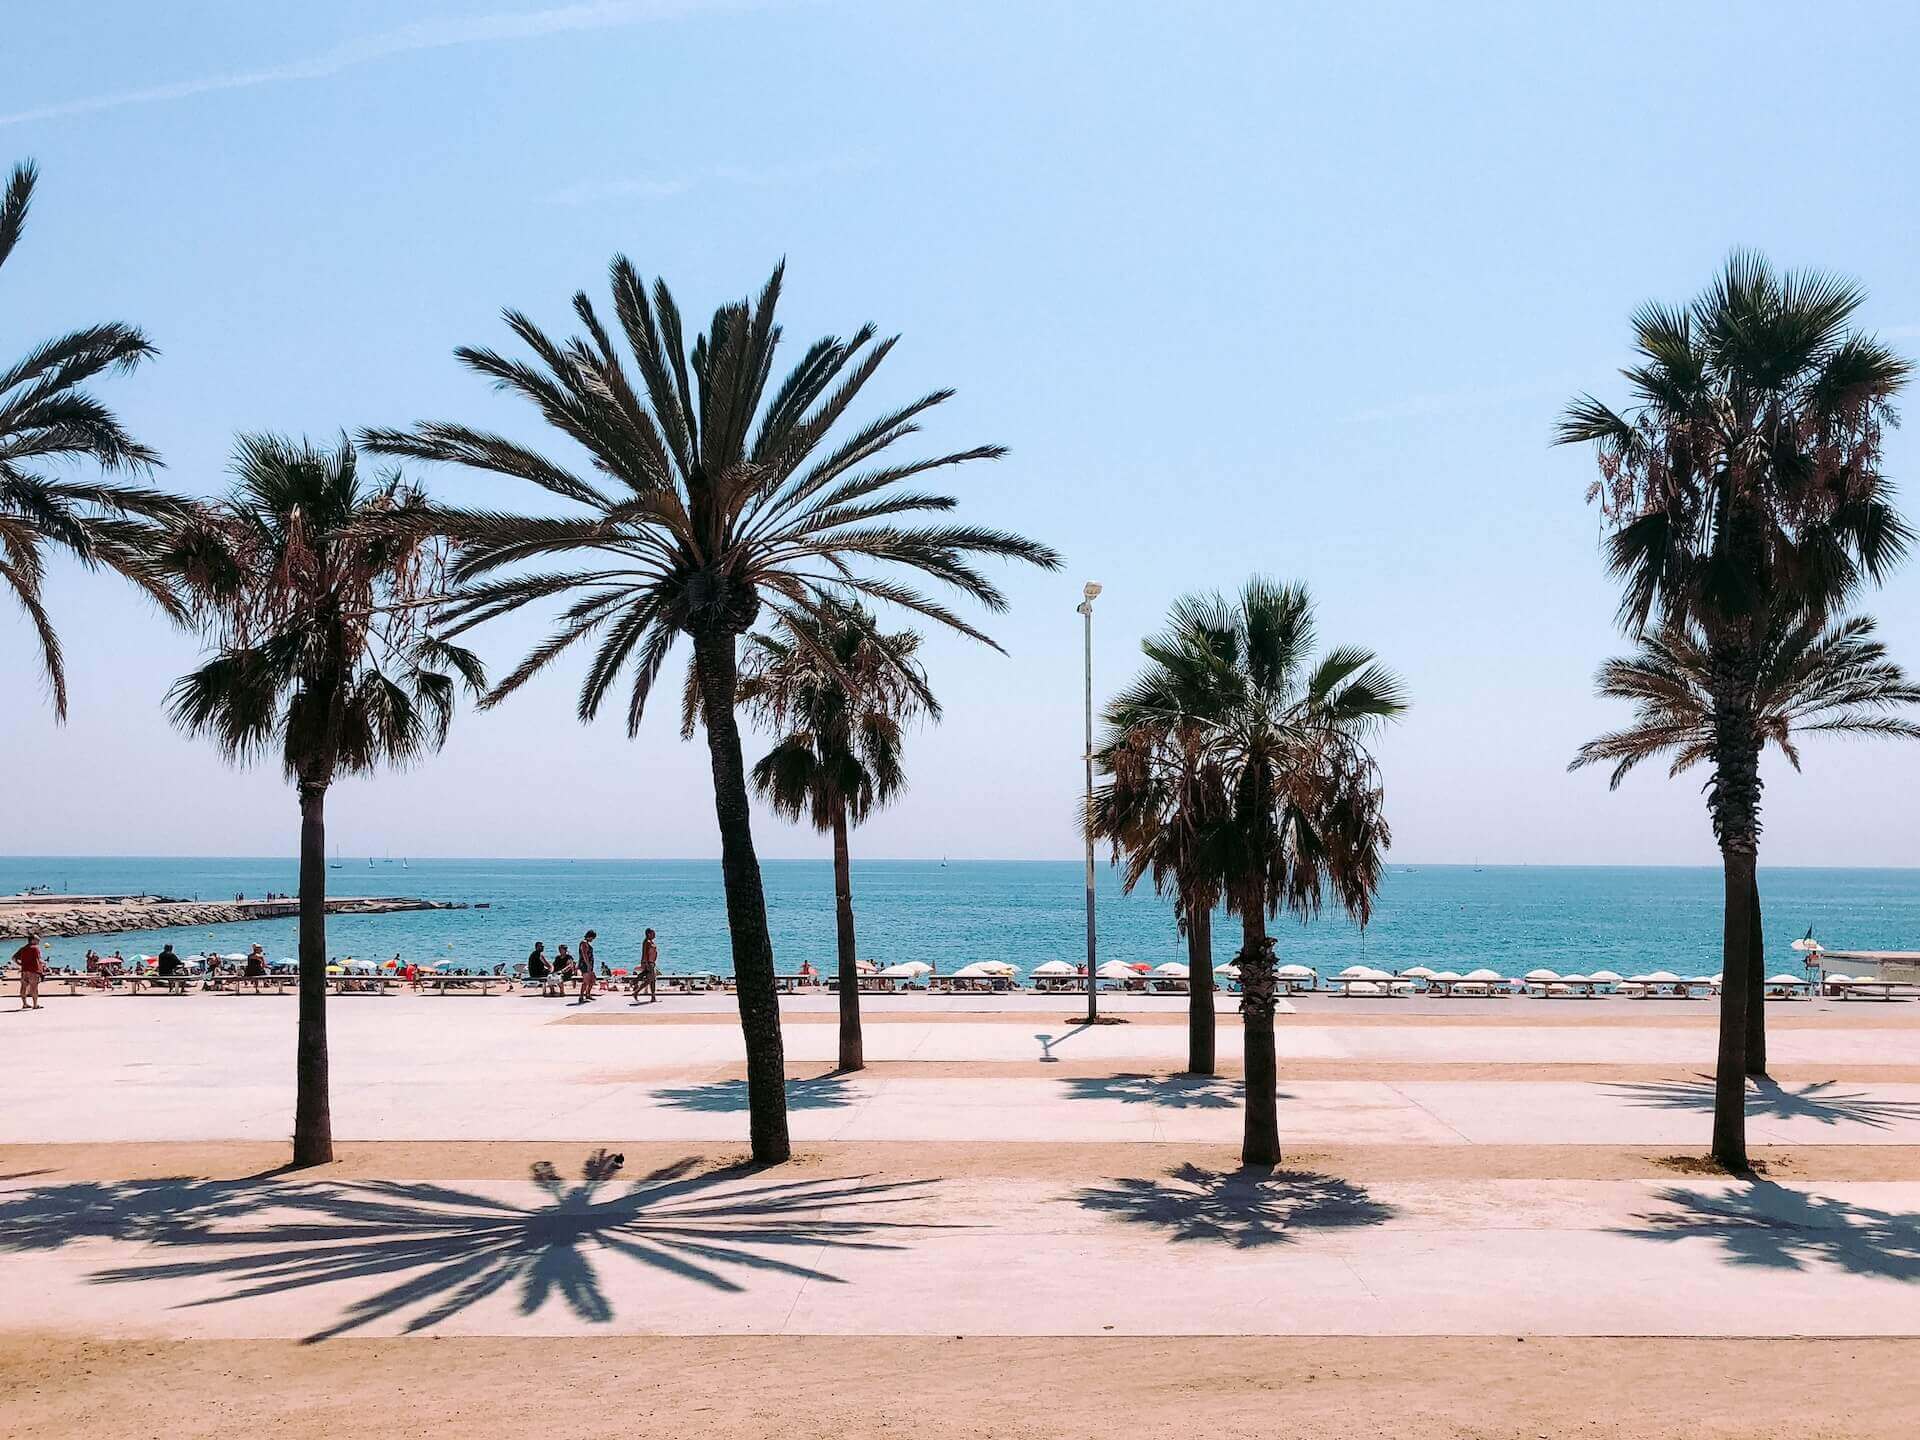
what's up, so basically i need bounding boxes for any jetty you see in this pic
[0,891,464,941]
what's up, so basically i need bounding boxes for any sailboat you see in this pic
[329,844,342,871]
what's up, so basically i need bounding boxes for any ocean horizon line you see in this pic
[4,854,1919,875]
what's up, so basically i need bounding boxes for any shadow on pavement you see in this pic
[1616,1180,1920,1281]
[1074,1162,1397,1248]
[1606,1079,1920,1131]
[1059,1073,1244,1109]
[653,1076,860,1112]
[0,1150,940,1340]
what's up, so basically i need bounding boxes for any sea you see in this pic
[6,857,1920,980]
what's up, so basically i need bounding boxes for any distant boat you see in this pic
[367,857,375,869]
[329,844,342,871]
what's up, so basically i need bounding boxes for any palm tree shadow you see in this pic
[1059,1074,1244,1110]
[0,1151,945,1341]
[1074,1163,1397,1248]
[1606,1079,1920,1130]
[1614,1180,1920,1281]
[654,1076,859,1112]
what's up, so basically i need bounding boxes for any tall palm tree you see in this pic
[1558,253,1911,1168]
[730,599,936,1071]
[362,260,1058,1163]
[165,436,484,1168]
[1090,631,1233,1076]
[2,159,181,715]
[1108,582,1404,1165]
[1572,610,1920,1073]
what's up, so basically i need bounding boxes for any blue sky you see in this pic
[5,0,1919,865]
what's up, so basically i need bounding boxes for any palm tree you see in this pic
[730,599,936,1071]
[1572,610,1920,1073]
[3,159,181,715]
[165,436,484,1168]
[1090,629,1233,1076]
[1106,582,1404,1165]
[1558,253,1911,1168]
[362,260,1058,1163]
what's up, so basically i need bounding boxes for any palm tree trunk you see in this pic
[831,802,862,1071]
[1745,870,1768,1077]
[1713,846,1756,1168]
[292,778,333,1168]
[692,629,791,1164]
[1186,903,1215,1076]
[1237,901,1279,1168]
[1707,642,1761,1172]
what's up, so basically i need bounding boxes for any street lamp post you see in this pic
[1078,581,1102,1022]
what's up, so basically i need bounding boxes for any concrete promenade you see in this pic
[5,989,1920,1436]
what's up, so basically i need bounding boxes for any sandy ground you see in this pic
[8,1138,1920,1182]
[3,1335,1915,1440]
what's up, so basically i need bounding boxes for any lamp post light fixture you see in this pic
[1077,581,1101,1021]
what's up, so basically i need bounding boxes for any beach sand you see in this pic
[6,1333,1917,1440]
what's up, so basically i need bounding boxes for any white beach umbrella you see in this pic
[854,959,879,973]
[1790,937,1823,952]
[1096,960,1137,980]
[1030,960,1077,976]
[1643,970,1682,984]
[879,962,931,978]
[1348,981,1382,996]
[951,962,998,979]
[1560,973,1592,984]
[1685,975,1713,986]
[1523,969,1561,982]
[1429,971,1463,983]
[1588,970,1623,983]
[1337,964,1374,979]
[1824,973,1854,986]
[1354,966,1393,981]
[1767,973,1807,986]
[974,961,1018,976]
[1275,963,1315,979]
[1462,968,1503,983]
[1399,965,1437,979]
[1153,962,1190,977]
[1214,963,1242,977]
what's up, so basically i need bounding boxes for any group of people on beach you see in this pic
[525,927,660,1004]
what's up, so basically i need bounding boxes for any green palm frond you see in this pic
[1092,579,1406,933]
[1572,610,1920,789]
[361,260,1056,739]
[734,598,935,834]
[2,159,176,719]
[164,435,485,785]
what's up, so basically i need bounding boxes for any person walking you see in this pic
[578,930,599,1003]
[12,933,45,1010]
[635,928,659,1005]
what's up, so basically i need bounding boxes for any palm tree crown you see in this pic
[1153,581,1407,931]
[1557,251,1910,643]
[1572,611,1920,788]
[2,159,180,716]
[165,435,484,780]
[734,599,936,832]
[362,259,1058,725]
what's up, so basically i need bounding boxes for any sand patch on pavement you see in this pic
[2,1334,1913,1440]
[7,1138,1920,1183]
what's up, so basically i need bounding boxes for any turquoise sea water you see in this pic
[4,857,1919,979]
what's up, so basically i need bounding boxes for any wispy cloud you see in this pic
[547,155,870,206]
[0,1,754,129]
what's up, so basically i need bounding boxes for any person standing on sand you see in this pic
[13,934,45,1010]
[632,928,659,1004]
[578,930,598,1003]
